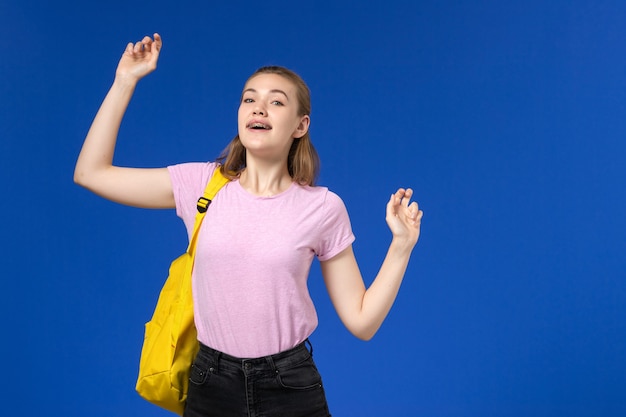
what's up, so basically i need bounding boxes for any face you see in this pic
[237,73,310,160]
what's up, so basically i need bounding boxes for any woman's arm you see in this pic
[320,188,423,340]
[74,33,174,209]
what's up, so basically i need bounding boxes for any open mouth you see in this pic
[247,122,272,130]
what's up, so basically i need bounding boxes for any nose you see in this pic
[253,103,266,116]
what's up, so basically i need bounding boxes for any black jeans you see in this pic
[184,340,331,417]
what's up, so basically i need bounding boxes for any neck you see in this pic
[239,159,292,197]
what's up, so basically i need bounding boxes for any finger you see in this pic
[401,188,414,208]
[125,42,134,54]
[153,33,163,52]
[386,193,398,218]
[141,36,154,52]
[407,202,417,218]
[133,41,144,53]
[393,188,405,205]
[149,34,162,64]
[413,201,424,220]
[146,35,162,68]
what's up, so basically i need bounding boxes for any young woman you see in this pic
[75,33,423,417]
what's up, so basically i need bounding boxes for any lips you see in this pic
[246,120,272,130]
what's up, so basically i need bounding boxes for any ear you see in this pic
[293,115,310,139]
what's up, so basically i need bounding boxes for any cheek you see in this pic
[237,107,247,126]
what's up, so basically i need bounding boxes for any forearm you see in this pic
[358,238,415,339]
[74,77,137,186]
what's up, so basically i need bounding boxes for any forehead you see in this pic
[243,73,297,95]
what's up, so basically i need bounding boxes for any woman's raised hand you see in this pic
[386,188,423,247]
[321,188,424,340]
[115,33,163,83]
[74,32,174,209]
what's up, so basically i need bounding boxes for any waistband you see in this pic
[198,340,314,373]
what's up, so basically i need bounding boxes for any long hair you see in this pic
[217,66,320,186]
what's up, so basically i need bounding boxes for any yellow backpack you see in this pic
[136,168,229,415]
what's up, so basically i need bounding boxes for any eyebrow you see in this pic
[241,88,290,101]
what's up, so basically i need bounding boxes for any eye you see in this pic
[242,97,254,103]
[271,100,284,106]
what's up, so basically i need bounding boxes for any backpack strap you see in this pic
[196,168,230,213]
[188,167,230,253]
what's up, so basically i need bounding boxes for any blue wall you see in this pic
[2,1,625,415]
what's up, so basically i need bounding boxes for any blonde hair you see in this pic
[217,66,320,186]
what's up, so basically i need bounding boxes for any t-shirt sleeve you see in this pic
[316,191,356,261]
[167,161,218,237]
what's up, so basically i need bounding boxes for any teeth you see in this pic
[249,122,270,129]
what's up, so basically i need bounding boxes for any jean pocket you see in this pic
[189,353,215,386]
[276,357,323,390]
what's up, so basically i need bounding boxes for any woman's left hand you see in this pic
[386,188,423,247]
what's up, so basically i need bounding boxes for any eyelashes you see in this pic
[241,97,284,106]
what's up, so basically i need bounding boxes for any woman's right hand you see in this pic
[75,32,174,209]
[115,33,163,83]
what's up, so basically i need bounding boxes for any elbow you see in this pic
[355,332,375,342]
[73,165,100,191]
[73,169,83,186]
[73,160,103,189]
[348,323,379,341]
[73,166,89,188]
[340,312,383,341]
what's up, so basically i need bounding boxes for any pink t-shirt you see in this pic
[168,162,355,358]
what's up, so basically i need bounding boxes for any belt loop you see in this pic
[305,338,313,357]
[216,350,222,374]
[266,354,277,374]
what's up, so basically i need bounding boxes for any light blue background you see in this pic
[2,1,625,416]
